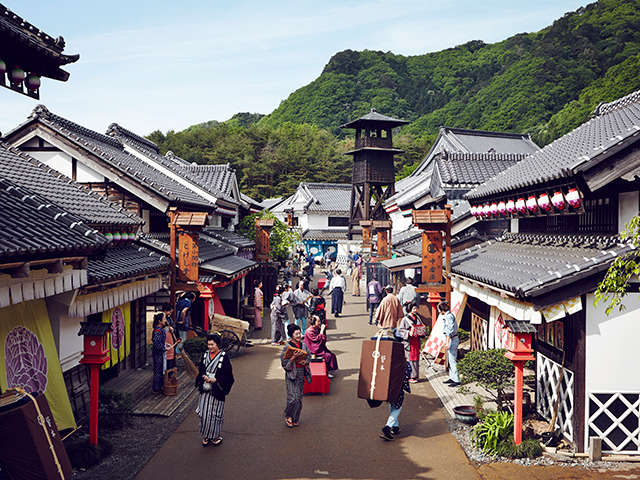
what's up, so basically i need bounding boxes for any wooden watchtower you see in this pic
[340,109,409,239]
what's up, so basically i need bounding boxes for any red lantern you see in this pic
[566,188,580,208]
[551,191,565,210]
[516,198,526,213]
[506,199,516,214]
[489,202,498,216]
[526,196,538,212]
[538,193,551,211]
[497,201,506,215]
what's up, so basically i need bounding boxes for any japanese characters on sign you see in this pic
[378,230,389,258]
[178,232,199,282]
[422,231,443,283]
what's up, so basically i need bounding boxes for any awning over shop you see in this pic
[380,255,421,272]
[200,255,257,278]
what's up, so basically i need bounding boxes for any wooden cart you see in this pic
[209,313,250,358]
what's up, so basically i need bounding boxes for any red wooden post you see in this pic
[78,322,112,446]
[505,326,535,445]
[89,364,100,445]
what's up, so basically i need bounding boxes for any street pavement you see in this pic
[135,285,640,480]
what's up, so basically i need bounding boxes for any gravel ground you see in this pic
[445,416,636,472]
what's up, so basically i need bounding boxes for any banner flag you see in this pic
[0,299,77,431]
[102,302,131,369]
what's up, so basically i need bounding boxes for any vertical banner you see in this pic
[0,299,77,431]
[362,226,371,247]
[178,232,199,282]
[378,230,389,258]
[422,231,443,283]
[102,303,131,369]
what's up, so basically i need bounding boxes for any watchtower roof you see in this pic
[340,109,409,130]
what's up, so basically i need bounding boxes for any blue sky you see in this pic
[1,0,589,137]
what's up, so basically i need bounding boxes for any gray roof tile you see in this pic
[0,141,141,228]
[467,89,640,200]
[0,174,107,261]
[87,244,170,284]
[451,233,634,299]
[15,106,216,210]
[435,152,525,186]
[302,229,349,241]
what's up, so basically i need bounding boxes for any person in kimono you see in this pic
[397,301,425,383]
[380,362,411,441]
[152,313,167,394]
[254,280,264,331]
[270,285,287,346]
[351,261,361,296]
[195,333,234,446]
[304,315,338,376]
[329,269,346,317]
[281,324,311,428]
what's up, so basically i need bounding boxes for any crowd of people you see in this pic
[155,248,459,446]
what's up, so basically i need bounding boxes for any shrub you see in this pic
[472,411,514,455]
[183,336,207,364]
[458,328,469,343]
[458,348,514,411]
[98,388,133,431]
[64,434,114,468]
[494,437,543,459]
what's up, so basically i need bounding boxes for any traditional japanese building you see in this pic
[455,89,640,455]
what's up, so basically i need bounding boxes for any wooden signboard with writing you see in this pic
[178,232,199,282]
[422,231,443,283]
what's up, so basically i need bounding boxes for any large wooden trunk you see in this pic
[357,338,406,402]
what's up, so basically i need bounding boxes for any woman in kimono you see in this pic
[152,313,167,394]
[350,261,361,296]
[195,333,234,446]
[280,324,311,428]
[254,280,264,330]
[396,301,425,383]
[304,315,338,376]
[270,285,286,346]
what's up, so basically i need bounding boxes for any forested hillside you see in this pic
[148,0,640,201]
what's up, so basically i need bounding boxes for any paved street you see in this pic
[134,288,640,480]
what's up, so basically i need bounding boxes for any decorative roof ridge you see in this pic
[443,126,533,140]
[185,162,233,171]
[438,152,529,161]
[300,182,351,188]
[31,105,122,149]
[0,4,68,54]
[498,232,629,249]
[107,123,160,154]
[593,89,640,117]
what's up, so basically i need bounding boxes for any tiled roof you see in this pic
[141,232,234,263]
[0,142,141,228]
[302,229,349,241]
[260,197,286,210]
[412,127,540,177]
[392,228,422,249]
[435,152,525,187]
[504,319,537,334]
[451,233,635,300]
[12,106,216,210]
[341,109,409,129]
[275,183,351,214]
[0,4,79,81]
[78,322,111,336]
[199,255,257,277]
[467,89,640,200]
[107,124,237,206]
[202,228,255,250]
[86,245,169,284]
[0,175,107,262]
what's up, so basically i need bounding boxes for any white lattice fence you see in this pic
[587,392,640,454]
[537,353,575,442]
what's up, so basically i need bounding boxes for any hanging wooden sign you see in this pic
[422,231,443,283]
[178,232,199,282]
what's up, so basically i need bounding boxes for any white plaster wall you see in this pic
[510,218,519,233]
[58,314,84,372]
[298,213,310,231]
[618,191,639,233]
[390,210,413,234]
[27,151,73,178]
[307,213,328,229]
[76,161,103,183]
[585,292,640,391]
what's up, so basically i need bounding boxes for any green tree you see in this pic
[237,210,300,262]
[594,214,640,314]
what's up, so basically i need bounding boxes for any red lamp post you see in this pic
[78,322,112,446]
[503,320,536,445]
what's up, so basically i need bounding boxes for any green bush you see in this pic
[98,388,133,431]
[183,337,207,364]
[458,348,514,411]
[64,434,114,468]
[472,411,514,455]
[494,437,543,459]
[458,328,469,342]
